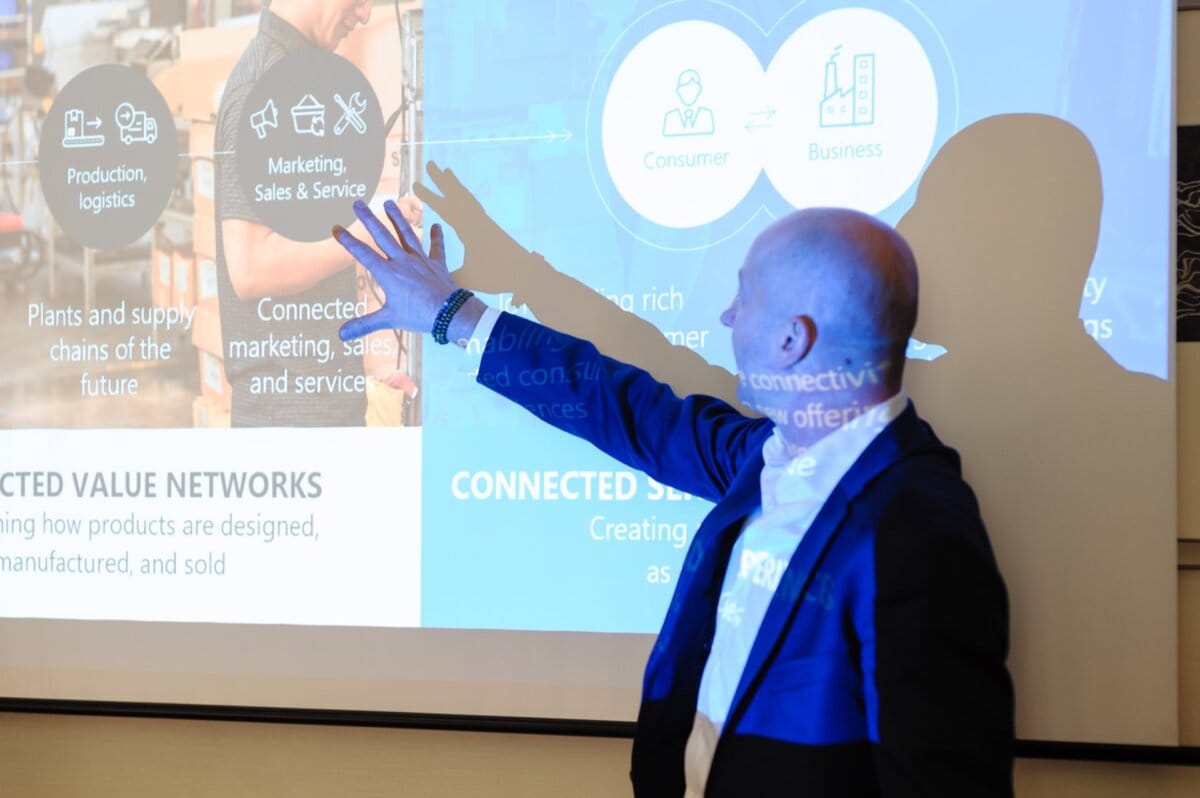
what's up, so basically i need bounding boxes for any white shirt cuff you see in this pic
[463,305,501,350]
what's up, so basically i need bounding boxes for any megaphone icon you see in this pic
[251,99,279,140]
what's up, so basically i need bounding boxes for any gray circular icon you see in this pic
[235,50,385,243]
[39,64,178,251]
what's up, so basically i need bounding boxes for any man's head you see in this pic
[721,208,918,424]
[676,70,703,107]
[900,114,1101,355]
[272,0,371,50]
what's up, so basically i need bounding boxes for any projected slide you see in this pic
[416,0,1172,636]
[1,3,422,627]
[0,0,1174,650]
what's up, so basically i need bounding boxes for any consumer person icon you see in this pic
[662,69,716,137]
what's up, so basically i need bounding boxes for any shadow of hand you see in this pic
[414,161,745,411]
[415,163,547,305]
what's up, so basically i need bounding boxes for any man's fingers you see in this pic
[333,225,388,281]
[339,309,392,341]
[425,160,446,187]
[429,160,460,189]
[396,195,423,229]
[423,161,489,218]
[433,163,486,214]
[425,161,471,202]
[384,199,424,255]
[428,223,446,266]
[353,201,404,259]
[413,181,449,219]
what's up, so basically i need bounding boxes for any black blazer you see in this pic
[479,312,1015,797]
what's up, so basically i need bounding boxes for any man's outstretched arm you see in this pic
[333,192,768,501]
[471,311,767,502]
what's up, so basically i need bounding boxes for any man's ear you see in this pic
[776,314,816,368]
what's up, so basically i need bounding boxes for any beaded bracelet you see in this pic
[431,288,474,345]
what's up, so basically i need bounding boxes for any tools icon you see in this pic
[115,102,158,145]
[62,108,105,149]
[248,92,369,140]
[291,94,326,137]
[333,92,367,136]
[250,98,279,140]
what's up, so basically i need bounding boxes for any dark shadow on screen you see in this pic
[412,112,1174,738]
[413,113,1167,448]
[897,112,1173,738]
[413,164,747,412]
[900,112,1168,447]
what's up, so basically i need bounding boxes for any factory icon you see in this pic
[819,47,876,128]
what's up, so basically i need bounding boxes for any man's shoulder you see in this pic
[216,30,292,125]
[224,33,270,92]
[215,44,265,140]
[875,455,981,522]
[851,433,1001,584]
[850,413,988,539]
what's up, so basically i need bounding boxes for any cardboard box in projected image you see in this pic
[172,248,196,311]
[191,304,231,413]
[151,233,174,309]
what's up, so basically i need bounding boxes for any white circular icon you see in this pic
[594,9,941,232]
[115,103,135,128]
[763,8,938,214]
[38,64,177,250]
[601,21,764,229]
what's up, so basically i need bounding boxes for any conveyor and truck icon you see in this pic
[115,101,158,145]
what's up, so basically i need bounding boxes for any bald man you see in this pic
[335,196,1015,797]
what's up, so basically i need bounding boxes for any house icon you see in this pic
[291,94,326,137]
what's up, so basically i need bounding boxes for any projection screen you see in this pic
[0,0,1179,746]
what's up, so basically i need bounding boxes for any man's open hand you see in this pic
[334,199,457,341]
